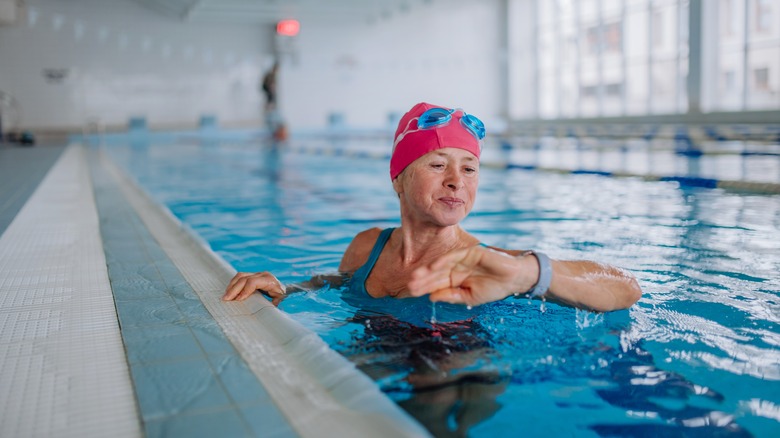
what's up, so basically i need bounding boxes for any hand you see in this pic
[223,271,286,305]
[408,246,538,307]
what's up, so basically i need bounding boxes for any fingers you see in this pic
[427,247,474,272]
[428,288,482,307]
[408,266,454,297]
[407,246,481,297]
[225,272,251,294]
[222,271,285,301]
[428,288,465,304]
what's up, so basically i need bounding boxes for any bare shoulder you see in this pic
[338,227,384,273]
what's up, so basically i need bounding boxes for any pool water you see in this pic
[107,140,780,437]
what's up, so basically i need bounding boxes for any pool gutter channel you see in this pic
[96,146,431,438]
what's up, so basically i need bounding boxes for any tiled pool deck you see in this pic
[1,134,779,437]
[0,143,430,438]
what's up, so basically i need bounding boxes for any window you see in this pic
[605,82,623,96]
[721,0,737,36]
[755,0,773,33]
[585,22,623,55]
[604,22,622,54]
[724,70,736,91]
[653,10,665,47]
[510,0,780,119]
[581,85,598,98]
[754,67,770,91]
[711,0,780,110]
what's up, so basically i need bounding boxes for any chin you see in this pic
[436,214,467,227]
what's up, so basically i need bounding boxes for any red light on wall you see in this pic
[276,19,300,37]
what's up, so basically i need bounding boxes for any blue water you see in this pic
[107,140,780,437]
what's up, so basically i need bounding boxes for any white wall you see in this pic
[0,0,505,132]
[0,0,270,131]
[280,0,505,130]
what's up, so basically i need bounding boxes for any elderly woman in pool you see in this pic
[224,102,642,312]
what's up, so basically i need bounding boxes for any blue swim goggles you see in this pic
[393,107,486,149]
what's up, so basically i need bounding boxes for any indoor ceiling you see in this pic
[131,0,435,25]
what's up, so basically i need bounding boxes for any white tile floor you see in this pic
[0,145,140,437]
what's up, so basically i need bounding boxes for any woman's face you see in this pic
[394,147,479,227]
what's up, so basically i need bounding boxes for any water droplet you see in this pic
[430,302,437,324]
[513,292,520,297]
[466,305,473,310]
[499,317,504,324]
[539,296,546,313]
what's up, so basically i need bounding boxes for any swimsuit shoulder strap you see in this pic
[350,227,395,296]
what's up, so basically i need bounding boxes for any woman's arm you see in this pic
[542,259,642,311]
[223,228,379,305]
[223,272,346,305]
[407,246,641,312]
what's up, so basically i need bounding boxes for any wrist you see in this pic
[518,250,552,298]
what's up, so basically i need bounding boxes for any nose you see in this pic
[443,168,464,190]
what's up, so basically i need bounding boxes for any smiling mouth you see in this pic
[439,197,465,207]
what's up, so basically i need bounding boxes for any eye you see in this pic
[430,163,445,169]
[463,166,477,174]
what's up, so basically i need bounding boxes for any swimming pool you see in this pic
[106,139,780,436]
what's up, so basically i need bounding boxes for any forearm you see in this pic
[407,246,641,311]
[543,260,642,312]
[285,273,348,293]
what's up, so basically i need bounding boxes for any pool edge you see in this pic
[95,144,431,438]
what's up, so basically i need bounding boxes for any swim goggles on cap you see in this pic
[393,107,486,149]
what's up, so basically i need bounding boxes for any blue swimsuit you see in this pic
[348,227,395,297]
[348,227,485,297]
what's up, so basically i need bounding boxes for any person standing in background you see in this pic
[260,61,287,141]
[261,61,278,110]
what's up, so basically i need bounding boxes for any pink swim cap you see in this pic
[390,102,482,180]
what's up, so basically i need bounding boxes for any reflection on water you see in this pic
[107,141,780,437]
[591,341,751,437]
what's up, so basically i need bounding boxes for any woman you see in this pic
[224,102,642,312]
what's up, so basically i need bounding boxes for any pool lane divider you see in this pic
[284,143,780,194]
[0,144,141,437]
[94,146,431,438]
[503,163,780,193]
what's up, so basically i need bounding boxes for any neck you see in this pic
[394,222,467,266]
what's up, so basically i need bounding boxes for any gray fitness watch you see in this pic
[522,250,552,298]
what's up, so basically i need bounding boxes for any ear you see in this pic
[392,175,403,195]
